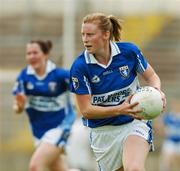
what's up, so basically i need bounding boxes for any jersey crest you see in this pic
[72,77,79,90]
[119,65,130,78]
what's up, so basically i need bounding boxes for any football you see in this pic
[130,86,163,120]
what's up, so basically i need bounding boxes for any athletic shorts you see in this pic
[89,119,153,171]
[33,126,70,148]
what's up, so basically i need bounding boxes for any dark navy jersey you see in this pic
[13,60,76,138]
[70,42,148,128]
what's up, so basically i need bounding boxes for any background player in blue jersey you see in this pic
[70,13,166,171]
[155,98,180,171]
[12,40,78,171]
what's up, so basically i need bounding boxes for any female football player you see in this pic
[13,40,78,171]
[70,13,166,171]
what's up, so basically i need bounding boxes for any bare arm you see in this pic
[75,94,142,119]
[141,64,161,89]
[75,64,165,119]
[13,93,26,114]
[141,64,166,109]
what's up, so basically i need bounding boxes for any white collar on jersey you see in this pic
[84,41,121,66]
[27,60,56,79]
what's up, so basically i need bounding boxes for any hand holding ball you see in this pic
[130,86,163,120]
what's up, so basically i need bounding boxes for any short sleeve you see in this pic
[130,43,148,74]
[135,51,148,74]
[70,61,91,95]
[12,71,25,95]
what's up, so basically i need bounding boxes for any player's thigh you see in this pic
[31,142,63,166]
[122,135,149,169]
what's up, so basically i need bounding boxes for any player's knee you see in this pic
[29,164,38,171]
[29,160,42,171]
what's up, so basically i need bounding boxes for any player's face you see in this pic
[81,22,108,54]
[26,43,47,71]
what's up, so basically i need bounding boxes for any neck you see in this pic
[35,63,46,77]
[95,43,111,65]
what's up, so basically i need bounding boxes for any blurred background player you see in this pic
[70,13,166,171]
[156,98,180,171]
[12,40,78,171]
[66,102,97,171]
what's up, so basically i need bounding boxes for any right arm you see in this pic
[12,71,26,114]
[75,94,143,119]
[70,59,142,120]
[13,93,26,114]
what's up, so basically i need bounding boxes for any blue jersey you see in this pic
[13,60,76,138]
[163,112,180,142]
[70,42,148,128]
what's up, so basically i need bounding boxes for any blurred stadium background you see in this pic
[0,0,180,170]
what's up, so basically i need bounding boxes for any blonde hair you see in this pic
[83,12,122,41]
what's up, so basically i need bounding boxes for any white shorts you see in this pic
[33,126,70,148]
[90,119,153,171]
[162,139,180,154]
